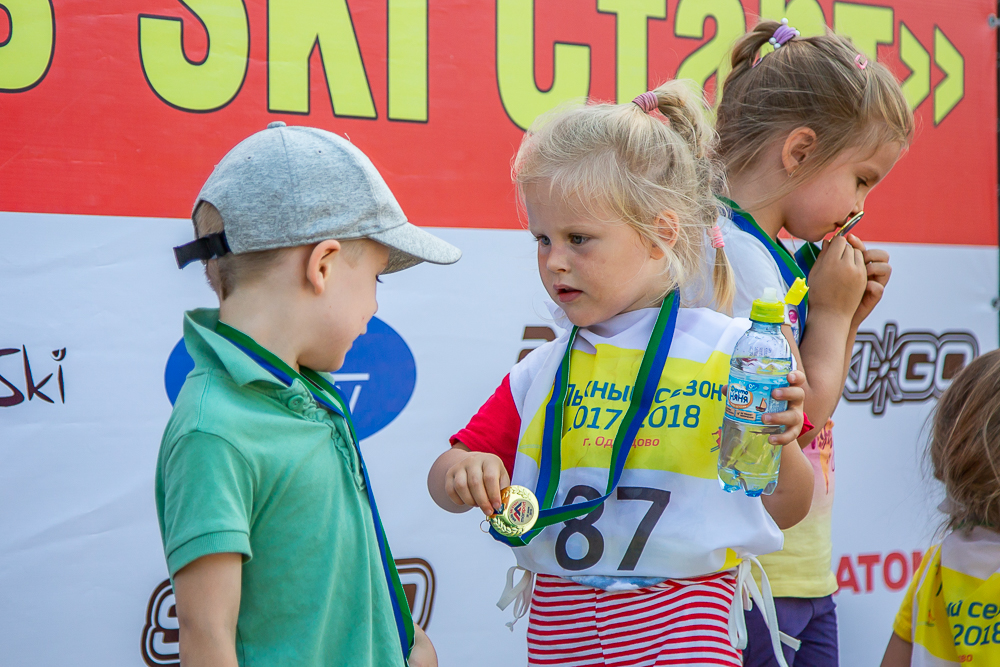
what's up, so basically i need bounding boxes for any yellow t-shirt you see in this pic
[893,527,1000,666]
[756,421,837,597]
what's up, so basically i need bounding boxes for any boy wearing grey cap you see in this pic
[156,122,458,667]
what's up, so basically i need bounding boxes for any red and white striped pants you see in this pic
[526,571,741,667]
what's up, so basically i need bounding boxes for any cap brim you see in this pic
[368,222,462,274]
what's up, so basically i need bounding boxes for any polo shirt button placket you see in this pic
[334,430,365,488]
[287,394,307,412]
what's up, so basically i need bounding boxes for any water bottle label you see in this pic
[725,373,788,425]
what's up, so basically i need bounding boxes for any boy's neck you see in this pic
[727,173,786,242]
[218,291,305,373]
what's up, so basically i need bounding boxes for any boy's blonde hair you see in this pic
[513,80,735,312]
[192,203,371,300]
[193,203,292,300]
[930,349,1000,531]
[717,20,913,203]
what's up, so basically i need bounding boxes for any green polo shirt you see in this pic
[156,309,403,667]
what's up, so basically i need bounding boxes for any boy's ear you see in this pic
[782,127,818,176]
[306,240,342,294]
[649,210,680,258]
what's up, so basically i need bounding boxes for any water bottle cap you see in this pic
[784,277,809,306]
[750,288,785,323]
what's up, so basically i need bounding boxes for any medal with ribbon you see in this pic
[489,291,680,548]
[215,321,415,662]
[717,196,813,326]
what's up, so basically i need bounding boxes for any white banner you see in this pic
[0,212,996,666]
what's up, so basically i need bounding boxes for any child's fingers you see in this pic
[446,467,474,508]
[445,485,464,508]
[763,410,800,427]
[865,280,885,303]
[845,233,867,253]
[851,246,866,268]
[773,385,805,405]
[867,261,892,286]
[464,465,496,516]
[827,235,849,259]
[765,380,805,446]
[784,370,806,388]
[768,422,802,446]
[483,464,504,512]
[863,248,889,264]
[500,465,511,490]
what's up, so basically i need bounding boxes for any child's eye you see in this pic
[535,235,551,247]
[569,234,588,245]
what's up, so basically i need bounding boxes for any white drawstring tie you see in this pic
[728,556,801,667]
[496,565,534,631]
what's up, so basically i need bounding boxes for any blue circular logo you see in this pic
[164,317,417,440]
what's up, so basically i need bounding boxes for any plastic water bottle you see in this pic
[718,288,792,497]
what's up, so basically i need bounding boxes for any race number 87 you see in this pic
[554,485,671,571]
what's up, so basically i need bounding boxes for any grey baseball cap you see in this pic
[176,122,461,274]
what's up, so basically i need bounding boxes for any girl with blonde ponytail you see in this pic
[428,80,815,666]
[708,18,913,667]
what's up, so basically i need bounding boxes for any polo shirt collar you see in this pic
[183,309,287,388]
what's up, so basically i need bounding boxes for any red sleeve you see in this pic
[450,374,520,477]
[802,412,815,433]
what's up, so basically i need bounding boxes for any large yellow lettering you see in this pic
[596,0,666,103]
[388,0,427,122]
[496,0,590,130]
[759,0,826,38]
[933,27,963,125]
[674,0,745,102]
[139,0,249,112]
[898,24,929,110]
[833,2,893,60]
[268,0,376,118]
[0,0,54,91]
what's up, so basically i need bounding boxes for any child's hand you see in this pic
[805,236,867,317]
[845,234,891,326]
[763,369,807,446]
[407,624,438,667]
[445,452,510,516]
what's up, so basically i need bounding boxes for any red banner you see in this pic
[1,0,995,245]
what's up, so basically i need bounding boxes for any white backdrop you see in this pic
[0,211,996,666]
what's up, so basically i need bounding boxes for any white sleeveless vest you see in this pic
[507,306,783,579]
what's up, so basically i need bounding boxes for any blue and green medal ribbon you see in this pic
[717,196,814,324]
[215,322,415,662]
[793,241,821,277]
[490,291,680,547]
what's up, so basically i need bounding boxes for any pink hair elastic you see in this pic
[710,225,725,249]
[632,91,659,113]
[855,53,868,70]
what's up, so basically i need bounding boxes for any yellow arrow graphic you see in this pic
[899,23,930,111]
[933,27,964,125]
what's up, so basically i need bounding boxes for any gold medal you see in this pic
[487,485,539,538]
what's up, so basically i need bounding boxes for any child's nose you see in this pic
[545,245,570,272]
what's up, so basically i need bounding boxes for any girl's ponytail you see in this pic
[649,81,735,313]
[651,80,714,160]
[712,243,736,316]
[728,20,782,76]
